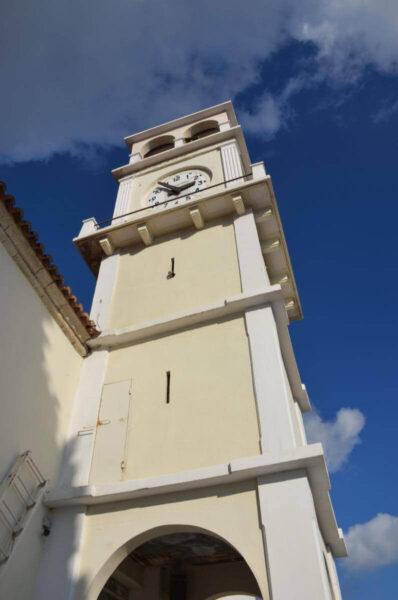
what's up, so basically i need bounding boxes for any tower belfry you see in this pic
[35,101,346,600]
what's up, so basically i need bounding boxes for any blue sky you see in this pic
[1,2,398,597]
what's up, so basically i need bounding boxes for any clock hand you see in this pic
[176,180,196,192]
[158,180,180,193]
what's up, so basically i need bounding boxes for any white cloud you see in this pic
[373,100,398,123]
[344,513,398,572]
[241,77,307,139]
[304,408,365,472]
[1,0,398,163]
[242,94,284,139]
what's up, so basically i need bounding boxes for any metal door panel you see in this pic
[90,380,131,484]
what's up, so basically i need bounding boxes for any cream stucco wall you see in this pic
[90,316,260,482]
[78,480,269,600]
[0,242,82,599]
[109,218,242,330]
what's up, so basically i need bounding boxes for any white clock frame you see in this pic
[145,167,212,209]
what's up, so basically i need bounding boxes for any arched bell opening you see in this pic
[186,120,220,142]
[143,135,175,158]
[96,528,262,600]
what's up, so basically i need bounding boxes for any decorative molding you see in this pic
[261,239,280,254]
[271,274,289,286]
[189,207,204,230]
[285,299,295,312]
[137,224,153,246]
[231,195,245,215]
[113,178,133,219]
[220,141,244,187]
[115,126,251,181]
[87,282,309,411]
[219,120,231,132]
[88,285,283,350]
[129,152,142,165]
[99,238,114,257]
[124,101,238,146]
[75,174,302,321]
[254,209,273,223]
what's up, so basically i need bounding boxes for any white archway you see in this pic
[88,525,263,600]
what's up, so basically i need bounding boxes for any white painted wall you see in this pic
[0,243,82,599]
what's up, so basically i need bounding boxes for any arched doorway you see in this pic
[96,529,262,600]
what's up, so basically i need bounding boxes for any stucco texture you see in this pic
[109,218,242,330]
[90,315,260,482]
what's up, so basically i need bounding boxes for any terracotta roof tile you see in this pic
[0,181,100,339]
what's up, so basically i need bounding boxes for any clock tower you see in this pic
[35,102,346,600]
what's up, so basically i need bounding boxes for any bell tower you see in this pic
[35,102,346,600]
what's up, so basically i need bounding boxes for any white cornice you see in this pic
[45,443,346,558]
[113,126,251,180]
[123,101,238,147]
[87,285,309,411]
[74,175,302,321]
[88,286,282,349]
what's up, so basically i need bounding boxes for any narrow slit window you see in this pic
[166,371,171,404]
[167,257,175,279]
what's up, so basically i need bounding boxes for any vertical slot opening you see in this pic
[166,371,171,404]
[167,257,175,279]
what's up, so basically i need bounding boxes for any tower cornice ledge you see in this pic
[45,443,346,558]
[88,285,310,410]
[88,286,283,348]
[114,126,250,179]
[75,175,302,321]
[123,100,238,147]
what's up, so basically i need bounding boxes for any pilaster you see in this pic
[59,250,120,488]
[58,349,109,489]
[220,140,244,185]
[257,470,335,600]
[34,252,120,599]
[89,252,120,331]
[113,177,133,220]
[233,211,296,453]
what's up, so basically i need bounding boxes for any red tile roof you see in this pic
[0,181,100,339]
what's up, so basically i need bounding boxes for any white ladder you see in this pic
[0,451,46,563]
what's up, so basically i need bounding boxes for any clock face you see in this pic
[146,169,211,208]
